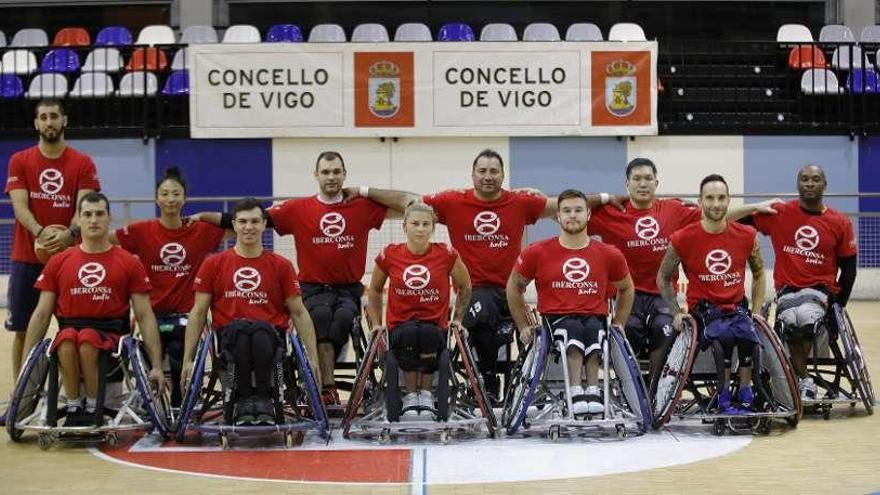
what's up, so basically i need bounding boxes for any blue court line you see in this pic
[422,448,428,495]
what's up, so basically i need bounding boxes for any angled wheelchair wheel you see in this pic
[753,315,802,426]
[502,325,549,434]
[175,332,212,441]
[451,324,497,436]
[290,332,329,438]
[342,328,384,438]
[7,339,52,442]
[608,326,652,434]
[834,305,874,415]
[124,336,171,439]
[652,316,699,429]
[350,315,369,369]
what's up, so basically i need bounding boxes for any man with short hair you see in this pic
[508,189,634,414]
[22,192,164,427]
[182,198,320,425]
[657,174,767,414]
[4,99,101,423]
[746,164,857,399]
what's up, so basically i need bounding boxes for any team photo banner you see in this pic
[189,42,657,138]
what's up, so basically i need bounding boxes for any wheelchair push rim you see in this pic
[7,338,52,441]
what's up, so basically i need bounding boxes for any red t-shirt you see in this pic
[423,189,545,288]
[6,146,101,264]
[115,219,226,314]
[589,198,701,294]
[267,196,387,284]
[35,245,151,319]
[670,221,757,310]
[193,248,301,330]
[375,242,459,329]
[753,200,857,294]
[514,237,629,316]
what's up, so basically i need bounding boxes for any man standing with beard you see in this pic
[4,99,100,408]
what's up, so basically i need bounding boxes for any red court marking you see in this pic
[99,445,411,483]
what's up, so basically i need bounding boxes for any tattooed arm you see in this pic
[748,237,766,314]
[657,244,686,329]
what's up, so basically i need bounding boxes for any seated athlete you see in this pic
[508,189,635,415]
[22,192,165,427]
[366,202,471,417]
[181,198,320,425]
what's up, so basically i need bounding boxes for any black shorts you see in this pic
[463,286,513,335]
[6,261,42,332]
[300,282,363,348]
[544,314,606,357]
[390,320,446,372]
[625,291,675,355]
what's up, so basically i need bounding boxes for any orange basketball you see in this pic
[34,224,69,264]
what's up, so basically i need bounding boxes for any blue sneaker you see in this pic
[717,389,741,415]
[738,386,754,411]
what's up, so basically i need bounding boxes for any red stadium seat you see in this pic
[53,27,91,46]
[126,47,168,72]
[788,45,827,70]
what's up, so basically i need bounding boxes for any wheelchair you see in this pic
[6,334,170,449]
[501,314,651,440]
[652,313,801,435]
[175,324,329,449]
[776,303,875,419]
[341,322,497,444]
[325,306,369,415]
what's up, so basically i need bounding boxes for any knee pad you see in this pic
[304,291,337,335]
[391,322,444,372]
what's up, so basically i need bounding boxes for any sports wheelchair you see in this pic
[652,314,801,435]
[501,314,651,440]
[341,322,497,443]
[175,324,328,449]
[6,335,170,449]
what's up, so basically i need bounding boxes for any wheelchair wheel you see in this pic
[834,305,875,415]
[753,315,802,425]
[123,336,171,438]
[342,328,384,438]
[502,325,549,434]
[608,326,652,434]
[289,332,329,438]
[7,339,51,442]
[451,324,497,436]
[175,332,212,441]
[350,315,369,369]
[652,316,699,429]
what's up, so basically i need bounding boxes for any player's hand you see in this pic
[754,198,784,214]
[609,323,625,335]
[180,361,194,393]
[341,186,359,202]
[513,187,546,197]
[672,311,688,331]
[449,320,466,338]
[183,213,202,225]
[609,194,627,212]
[519,325,537,345]
[149,366,167,395]
[42,228,72,252]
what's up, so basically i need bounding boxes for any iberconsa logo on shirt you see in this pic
[464,211,509,248]
[224,267,269,304]
[395,264,440,303]
[69,262,113,301]
[782,226,826,265]
[29,168,72,207]
[312,212,355,249]
[151,243,192,275]
[551,257,598,294]
[626,216,668,251]
[698,249,742,286]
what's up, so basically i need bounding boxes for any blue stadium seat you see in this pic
[162,70,189,95]
[438,22,475,41]
[40,48,81,74]
[846,68,879,93]
[0,74,24,98]
[266,24,304,42]
[95,26,133,46]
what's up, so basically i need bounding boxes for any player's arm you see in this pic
[747,237,766,314]
[366,266,388,332]
[131,292,166,392]
[22,291,57,359]
[194,211,249,239]
[726,199,783,221]
[286,295,321,380]
[611,275,635,328]
[506,271,536,343]
[48,188,96,249]
[181,292,211,389]
[586,193,627,212]
[657,245,686,329]
[344,186,419,218]
[449,256,472,327]
[9,188,43,239]
[836,255,857,307]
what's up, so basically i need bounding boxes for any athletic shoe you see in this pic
[402,392,419,417]
[737,386,754,410]
[717,389,743,415]
[63,406,94,427]
[418,390,435,414]
[253,397,276,425]
[798,377,817,400]
[234,396,256,426]
[321,387,340,406]
[583,386,604,415]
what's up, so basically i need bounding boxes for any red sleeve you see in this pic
[836,215,858,257]
[193,255,217,293]
[34,256,61,292]
[115,221,142,253]
[78,156,101,191]
[751,212,776,235]
[127,256,152,294]
[5,153,26,193]
[198,222,226,251]
[278,256,302,298]
[513,244,538,280]
[670,199,702,226]
[374,246,391,274]
[605,245,630,282]
[587,205,612,237]
[267,199,298,237]
[422,191,453,224]
[518,192,547,225]
[365,198,387,230]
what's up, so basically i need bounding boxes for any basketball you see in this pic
[33,224,69,264]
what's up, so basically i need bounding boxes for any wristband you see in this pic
[359,186,370,198]
[36,226,45,238]
[69,225,81,238]
[599,193,610,205]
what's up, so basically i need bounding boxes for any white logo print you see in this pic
[562,257,590,283]
[635,216,660,240]
[705,249,732,275]
[794,226,820,251]
[159,243,186,266]
[403,264,431,289]
[78,262,106,288]
[319,212,346,237]
[39,168,64,195]
[233,267,261,292]
[473,211,500,235]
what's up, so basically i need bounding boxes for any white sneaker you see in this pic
[799,377,817,400]
[402,392,419,416]
[418,390,435,414]
[584,386,604,415]
[569,385,590,415]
